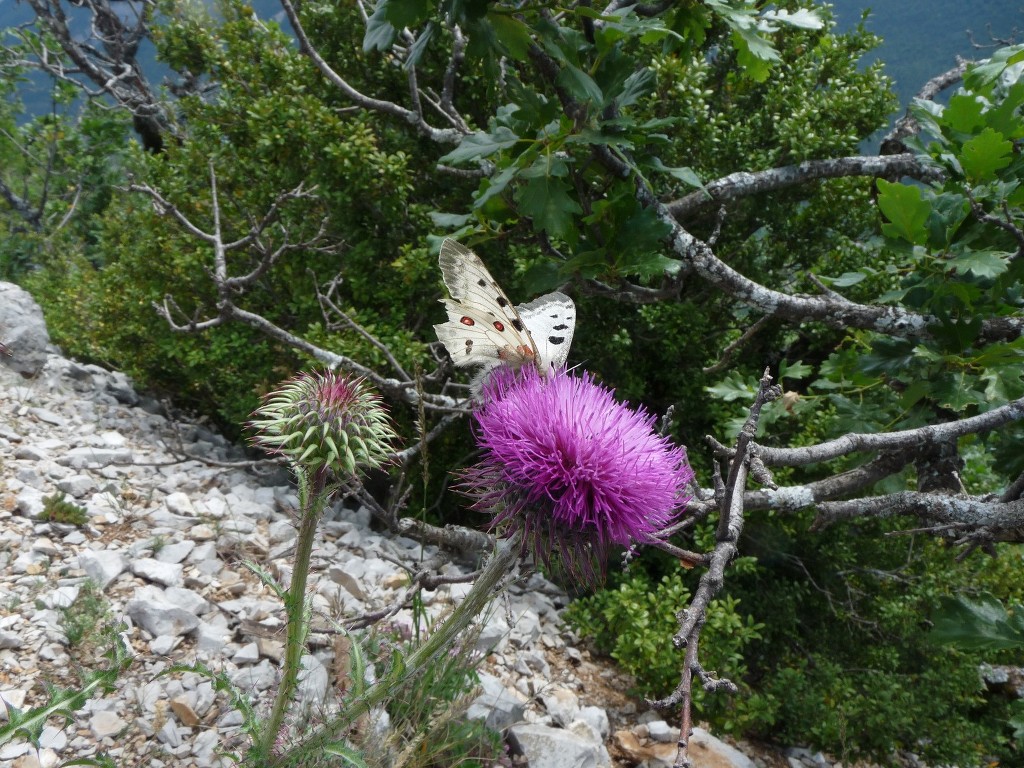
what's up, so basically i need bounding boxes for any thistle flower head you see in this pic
[459,366,694,586]
[249,371,398,475]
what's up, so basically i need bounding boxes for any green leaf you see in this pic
[946,249,1010,280]
[557,64,604,105]
[515,174,583,240]
[706,371,755,402]
[778,360,813,380]
[732,29,776,82]
[439,127,519,164]
[563,248,610,280]
[929,316,983,352]
[985,80,1024,139]
[925,192,970,248]
[383,0,430,29]
[622,251,682,280]
[649,157,705,190]
[363,2,398,51]
[403,22,434,69]
[489,12,532,61]
[521,257,570,293]
[876,179,931,245]
[942,93,985,135]
[323,743,370,767]
[616,68,654,109]
[958,127,1013,182]
[825,271,867,287]
[473,163,518,208]
[964,44,1024,91]
[860,336,917,376]
[760,8,823,30]
[931,594,1024,651]
[428,211,472,228]
[931,371,988,411]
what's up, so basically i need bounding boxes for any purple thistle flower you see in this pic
[458,366,694,586]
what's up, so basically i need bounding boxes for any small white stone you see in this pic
[149,635,182,655]
[90,709,127,739]
[191,524,217,541]
[231,642,259,665]
[164,491,197,517]
[57,474,97,498]
[0,689,28,719]
[30,537,60,557]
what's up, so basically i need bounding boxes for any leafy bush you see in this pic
[564,564,764,723]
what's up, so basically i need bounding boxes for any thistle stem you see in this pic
[259,466,332,760]
[275,533,522,764]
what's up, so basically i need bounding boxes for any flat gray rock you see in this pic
[155,540,195,564]
[78,549,128,591]
[509,723,607,768]
[131,558,184,587]
[126,592,200,638]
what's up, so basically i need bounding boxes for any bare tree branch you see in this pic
[755,395,1024,468]
[882,60,969,153]
[813,491,1024,546]
[650,369,780,767]
[19,0,177,148]
[128,169,461,410]
[667,154,943,221]
[0,176,41,230]
[278,0,463,144]
[650,185,1024,344]
[685,452,912,518]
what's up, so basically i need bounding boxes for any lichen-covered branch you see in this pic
[813,492,1024,547]
[666,154,943,221]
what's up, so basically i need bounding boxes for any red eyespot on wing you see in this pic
[460,317,475,326]
[493,321,506,332]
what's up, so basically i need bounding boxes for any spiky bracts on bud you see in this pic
[458,366,694,587]
[248,371,397,475]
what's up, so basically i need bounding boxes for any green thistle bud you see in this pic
[249,371,398,475]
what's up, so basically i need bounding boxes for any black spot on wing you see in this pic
[512,319,525,332]
[548,335,566,345]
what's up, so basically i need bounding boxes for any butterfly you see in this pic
[433,239,575,390]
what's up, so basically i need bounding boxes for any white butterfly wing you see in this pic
[518,292,575,372]
[434,239,539,371]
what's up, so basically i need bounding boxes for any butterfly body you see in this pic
[434,239,574,388]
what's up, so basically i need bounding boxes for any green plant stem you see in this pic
[258,466,333,760]
[274,533,522,766]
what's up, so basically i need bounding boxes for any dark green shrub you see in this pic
[41,492,89,527]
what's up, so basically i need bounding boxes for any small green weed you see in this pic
[372,622,504,768]
[61,580,112,649]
